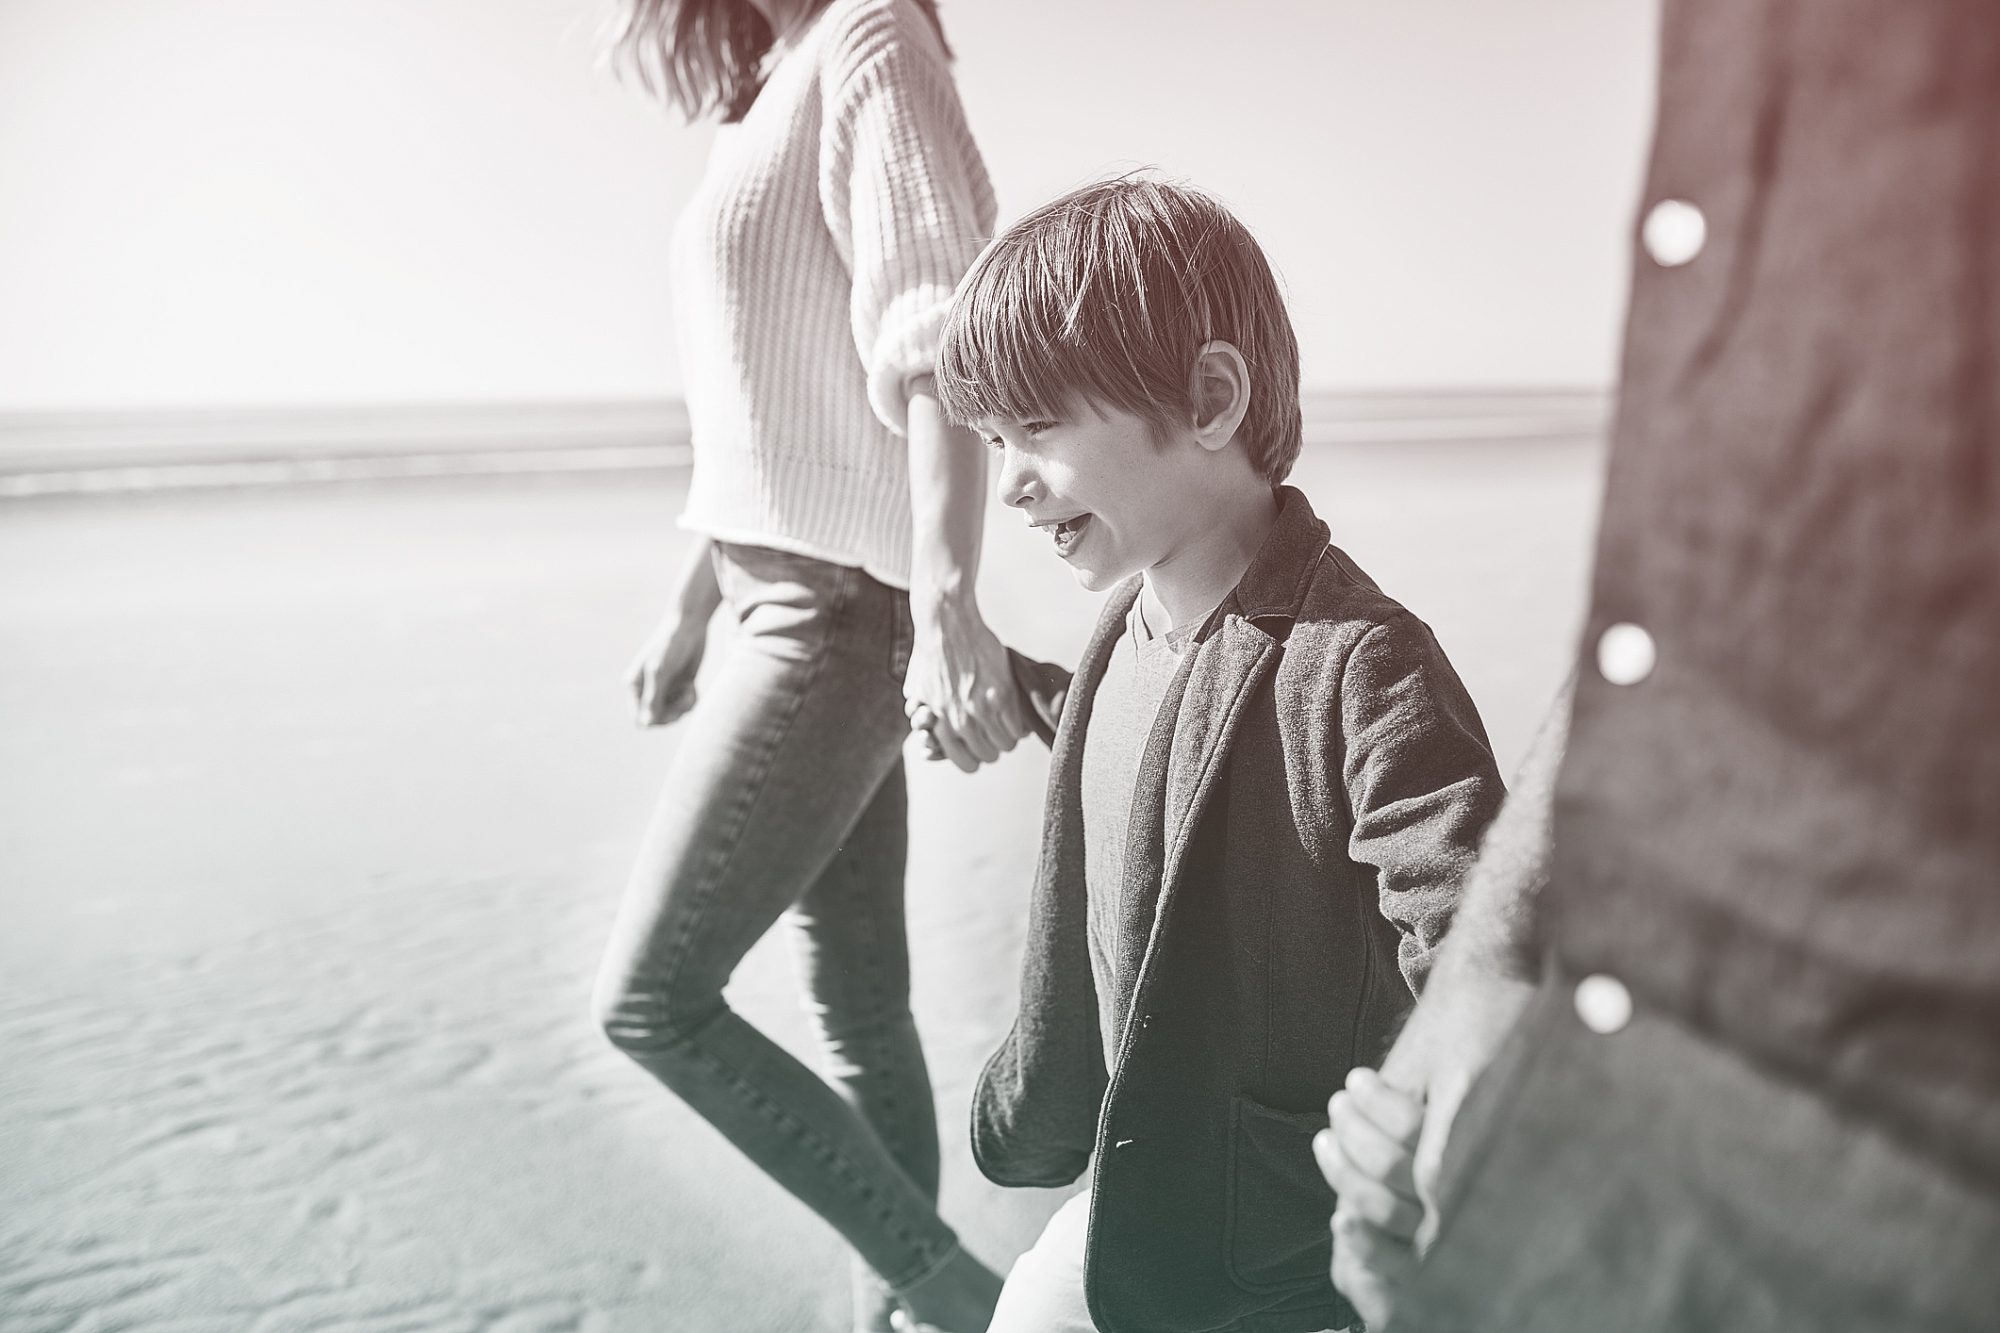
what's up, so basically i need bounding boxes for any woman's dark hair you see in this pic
[611,0,950,124]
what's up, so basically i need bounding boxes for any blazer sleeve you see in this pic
[1338,614,1507,994]
[1007,649,1072,748]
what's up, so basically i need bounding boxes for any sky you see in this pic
[0,0,1659,412]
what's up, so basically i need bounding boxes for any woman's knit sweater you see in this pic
[670,0,996,589]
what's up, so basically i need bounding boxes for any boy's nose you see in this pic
[996,447,1039,509]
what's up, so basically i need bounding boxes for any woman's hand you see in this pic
[904,592,1027,772]
[627,536,723,729]
[626,613,708,728]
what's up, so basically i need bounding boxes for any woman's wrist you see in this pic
[672,585,720,623]
[908,576,977,625]
[665,537,723,623]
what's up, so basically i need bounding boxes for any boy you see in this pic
[924,178,1505,1333]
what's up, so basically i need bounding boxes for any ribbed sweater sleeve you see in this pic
[817,5,996,436]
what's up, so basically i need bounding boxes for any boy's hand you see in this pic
[905,701,990,771]
[904,698,951,764]
[1314,1067,1426,1330]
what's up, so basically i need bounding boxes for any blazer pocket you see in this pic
[1224,1096,1335,1294]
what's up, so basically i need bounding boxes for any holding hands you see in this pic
[902,593,1028,771]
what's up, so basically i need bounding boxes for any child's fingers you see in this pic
[1329,1210,1419,1329]
[1333,1207,1418,1260]
[972,700,1022,756]
[949,705,1004,765]
[1313,1126,1384,1203]
[1343,1066,1425,1144]
[1328,1093,1419,1199]
[1313,1125,1416,1217]
[950,685,1021,760]
[1312,1126,1346,1194]
[906,720,946,762]
[1330,1165,1425,1240]
[989,680,1031,744]
[929,719,984,773]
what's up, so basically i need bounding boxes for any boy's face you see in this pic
[976,399,1211,593]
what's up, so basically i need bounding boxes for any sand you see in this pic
[0,435,1601,1331]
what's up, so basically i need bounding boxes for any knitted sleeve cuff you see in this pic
[865,281,956,436]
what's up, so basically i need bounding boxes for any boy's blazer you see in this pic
[974,486,1504,1333]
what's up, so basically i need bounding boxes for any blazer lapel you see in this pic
[1113,616,1279,994]
[972,577,1141,1185]
[1029,571,1142,1026]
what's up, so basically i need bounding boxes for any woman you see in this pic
[594,1,1023,1330]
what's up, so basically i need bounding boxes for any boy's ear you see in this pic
[1191,341,1252,454]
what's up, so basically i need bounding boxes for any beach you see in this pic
[0,435,1601,1332]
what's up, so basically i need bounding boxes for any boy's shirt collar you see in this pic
[1132,577,1198,656]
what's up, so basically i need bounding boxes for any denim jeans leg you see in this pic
[783,759,939,1325]
[593,545,960,1292]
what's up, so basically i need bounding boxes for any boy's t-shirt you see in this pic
[1080,582,1196,1071]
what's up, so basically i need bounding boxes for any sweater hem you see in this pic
[677,515,911,592]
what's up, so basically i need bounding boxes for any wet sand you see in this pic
[0,435,1601,1331]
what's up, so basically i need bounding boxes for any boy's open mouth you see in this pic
[1044,513,1092,556]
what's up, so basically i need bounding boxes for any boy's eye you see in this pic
[977,419,1057,449]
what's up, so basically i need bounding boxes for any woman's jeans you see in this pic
[593,541,959,1292]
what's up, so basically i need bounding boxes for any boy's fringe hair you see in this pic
[608,0,950,124]
[936,176,1303,486]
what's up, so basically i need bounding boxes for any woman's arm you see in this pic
[666,534,724,624]
[903,374,1027,771]
[807,14,1017,766]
